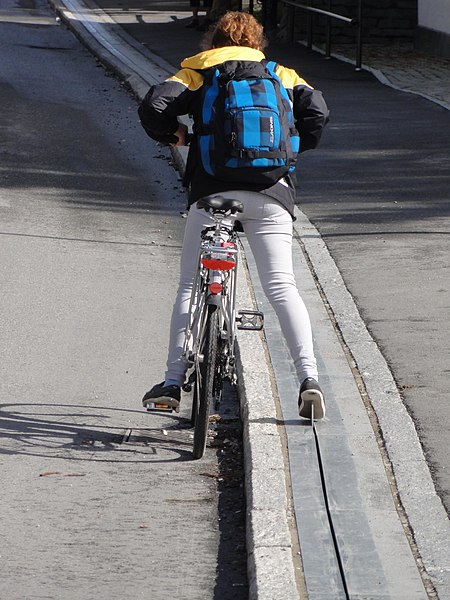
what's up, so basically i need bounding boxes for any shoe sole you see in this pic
[299,389,326,420]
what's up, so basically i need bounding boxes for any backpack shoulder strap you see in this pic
[264,60,279,78]
[264,60,293,107]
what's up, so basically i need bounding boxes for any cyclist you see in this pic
[138,11,330,419]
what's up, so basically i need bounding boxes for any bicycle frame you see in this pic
[181,196,264,458]
[182,213,239,384]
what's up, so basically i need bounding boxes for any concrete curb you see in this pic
[50,0,176,98]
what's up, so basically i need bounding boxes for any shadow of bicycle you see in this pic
[0,402,193,463]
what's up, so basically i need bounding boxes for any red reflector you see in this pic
[209,282,223,294]
[201,258,236,271]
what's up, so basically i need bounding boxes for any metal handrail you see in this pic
[279,0,363,70]
[282,1,355,24]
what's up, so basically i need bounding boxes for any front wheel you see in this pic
[192,306,219,459]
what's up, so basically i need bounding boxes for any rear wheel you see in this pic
[192,306,219,459]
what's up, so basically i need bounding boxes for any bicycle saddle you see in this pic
[196,195,244,214]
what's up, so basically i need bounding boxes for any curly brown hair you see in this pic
[202,11,267,51]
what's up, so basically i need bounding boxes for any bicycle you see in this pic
[181,195,264,459]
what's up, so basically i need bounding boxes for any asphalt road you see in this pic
[0,1,246,597]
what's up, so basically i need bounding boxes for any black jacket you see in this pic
[138,46,329,216]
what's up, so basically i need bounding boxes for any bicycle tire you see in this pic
[192,305,219,459]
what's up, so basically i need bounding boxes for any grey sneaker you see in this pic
[298,378,326,420]
[142,382,181,413]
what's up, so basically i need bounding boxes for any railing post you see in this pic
[307,0,313,48]
[325,0,332,58]
[355,0,362,70]
[288,4,295,44]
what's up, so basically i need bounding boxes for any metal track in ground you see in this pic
[240,236,428,600]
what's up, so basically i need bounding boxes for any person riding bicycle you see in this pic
[138,11,330,419]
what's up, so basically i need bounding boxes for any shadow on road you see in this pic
[0,402,194,462]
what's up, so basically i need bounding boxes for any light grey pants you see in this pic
[164,190,318,386]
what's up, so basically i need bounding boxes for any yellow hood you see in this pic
[180,46,266,70]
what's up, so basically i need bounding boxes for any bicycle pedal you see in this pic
[236,310,264,331]
[145,402,173,413]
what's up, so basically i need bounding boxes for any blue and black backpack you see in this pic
[195,60,300,185]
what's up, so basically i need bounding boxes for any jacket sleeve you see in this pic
[275,64,330,153]
[293,85,329,153]
[138,69,202,144]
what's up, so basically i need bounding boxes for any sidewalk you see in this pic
[49,1,450,597]
[331,43,450,109]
